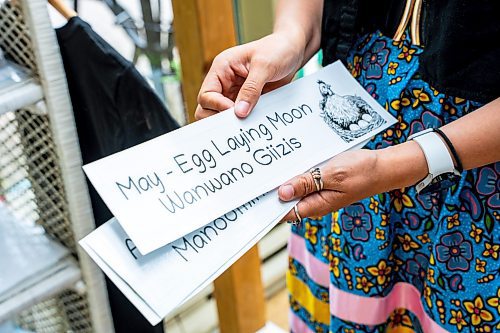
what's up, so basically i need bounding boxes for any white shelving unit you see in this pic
[0,203,81,323]
[0,1,113,332]
[0,79,43,116]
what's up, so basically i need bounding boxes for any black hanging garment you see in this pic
[56,17,178,333]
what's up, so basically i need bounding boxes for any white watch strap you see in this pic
[412,132,456,193]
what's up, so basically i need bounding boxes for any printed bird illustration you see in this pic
[318,80,375,131]
[317,80,385,142]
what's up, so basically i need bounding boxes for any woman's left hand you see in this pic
[279,149,381,220]
[279,143,428,221]
[279,97,500,221]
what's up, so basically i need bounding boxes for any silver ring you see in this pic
[293,204,302,222]
[287,204,303,226]
[310,167,324,192]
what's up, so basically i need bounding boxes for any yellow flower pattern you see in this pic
[332,237,342,252]
[483,242,499,259]
[476,258,487,273]
[383,115,408,139]
[397,45,417,62]
[411,88,431,108]
[350,55,363,78]
[390,92,411,111]
[423,286,432,308]
[380,213,390,227]
[449,310,468,331]
[427,268,435,284]
[464,296,493,326]
[417,233,430,244]
[486,289,500,314]
[397,233,421,252]
[330,255,341,278]
[390,188,414,213]
[304,222,318,245]
[355,276,374,293]
[387,61,399,75]
[367,260,392,285]
[375,227,385,240]
[369,197,379,214]
[389,308,412,328]
[470,224,483,243]
[447,213,460,229]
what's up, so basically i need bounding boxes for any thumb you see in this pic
[234,66,269,118]
[278,171,318,201]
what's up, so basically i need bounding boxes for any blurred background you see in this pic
[0,1,321,332]
[48,0,281,127]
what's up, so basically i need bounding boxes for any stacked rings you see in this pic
[310,167,324,192]
[287,168,324,226]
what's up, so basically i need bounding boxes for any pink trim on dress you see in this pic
[289,309,315,333]
[288,233,330,287]
[329,282,449,333]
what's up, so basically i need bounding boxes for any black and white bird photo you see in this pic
[318,80,385,142]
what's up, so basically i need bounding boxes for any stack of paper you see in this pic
[80,62,396,325]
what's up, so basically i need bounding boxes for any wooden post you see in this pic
[172,0,238,122]
[213,246,267,333]
[171,1,267,332]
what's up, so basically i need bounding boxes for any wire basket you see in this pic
[0,1,96,332]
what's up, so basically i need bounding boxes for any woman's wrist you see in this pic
[374,141,429,192]
[269,29,308,63]
[273,0,322,66]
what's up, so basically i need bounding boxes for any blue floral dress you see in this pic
[288,31,500,333]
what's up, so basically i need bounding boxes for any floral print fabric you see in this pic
[288,31,500,333]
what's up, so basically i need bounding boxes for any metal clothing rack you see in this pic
[0,0,113,331]
[102,0,176,103]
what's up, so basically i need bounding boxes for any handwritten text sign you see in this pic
[83,62,396,254]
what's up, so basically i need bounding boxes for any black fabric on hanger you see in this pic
[56,17,179,333]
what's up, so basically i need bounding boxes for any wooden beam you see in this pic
[197,0,238,65]
[171,0,238,122]
[171,0,204,123]
[213,246,267,333]
[171,1,267,332]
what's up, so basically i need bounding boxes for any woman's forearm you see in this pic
[375,98,500,192]
[273,0,323,67]
[441,98,500,170]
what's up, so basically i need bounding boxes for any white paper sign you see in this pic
[80,191,295,325]
[79,138,375,325]
[83,61,396,254]
[79,142,369,325]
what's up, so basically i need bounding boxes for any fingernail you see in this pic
[234,101,250,117]
[279,184,294,201]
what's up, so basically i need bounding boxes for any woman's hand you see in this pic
[279,142,429,220]
[279,95,500,221]
[195,0,324,120]
[195,32,305,120]
[279,149,383,220]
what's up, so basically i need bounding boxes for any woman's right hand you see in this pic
[195,31,306,120]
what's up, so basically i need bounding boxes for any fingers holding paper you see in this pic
[195,33,303,120]
[279,149,384,221]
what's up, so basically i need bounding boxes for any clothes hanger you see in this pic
[393,0,423,46]
[48,0,77,20]
[410,0,423,46]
